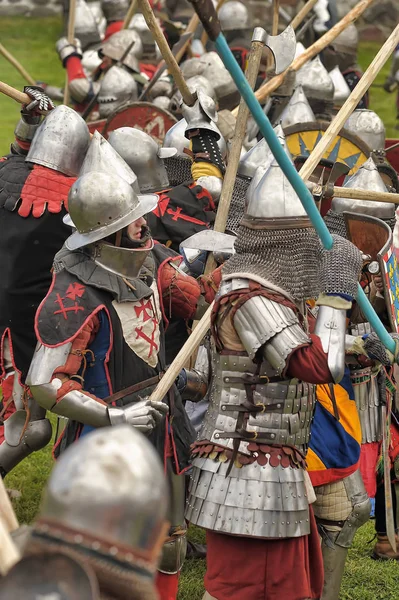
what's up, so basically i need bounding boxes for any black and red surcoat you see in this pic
[147,183,216,251]
[35,244,195,471]
[0,154,74,383]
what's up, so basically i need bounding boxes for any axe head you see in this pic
[180,230,236,254]
[261,25,296,75]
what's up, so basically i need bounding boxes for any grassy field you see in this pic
[1,15,399,599]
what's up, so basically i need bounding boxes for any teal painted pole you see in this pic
[189,0,394,352]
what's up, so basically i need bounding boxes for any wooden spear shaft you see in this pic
[231,0,375,115]
[332,186,399,204]
[0,477,18,534]
[0,81,30,105]
[0,43,36,86]
[299,23,399,181]
[149,303,214,402]
[205,31,265,274]
[63,0,77,106]
[139,0,196,105]
[0,518,20,576]
[272,0,280,35]
[290,0,319,31]
[123,0,139,29]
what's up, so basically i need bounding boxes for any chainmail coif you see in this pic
[223,223,321,301]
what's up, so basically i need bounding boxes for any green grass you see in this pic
[1,17,399,599]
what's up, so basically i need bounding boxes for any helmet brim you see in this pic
[65,193,158,251]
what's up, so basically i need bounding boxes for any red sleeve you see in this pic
[65,55,87,82]
[104,21,123,40]
[160,260,201,321]
[285,334,334,384]
[53,314,105,404]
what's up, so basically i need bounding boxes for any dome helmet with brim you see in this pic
[65,171,158,251]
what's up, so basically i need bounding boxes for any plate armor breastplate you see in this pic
[186,277,316,540]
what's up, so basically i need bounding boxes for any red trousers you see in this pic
[156,572,179,600]
[204,507,323,600]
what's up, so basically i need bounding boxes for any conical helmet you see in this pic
[344,109,385,152]
[66,171,158,250]
[332,157,394,219]
[238,124,288,180]
[331,23,358,56]
[26,105,90,177]
[100,29,143,72]
[74,0,102,50]
[247,157,307,219]
[280,85,316,129]
[37,425,167,561]
[296,55,334,102]
[218,1,250,31]
[80,130,140,193]
[245,125,290,198]
[88,1,107,38]
[108,127,176,192]
[329,66,351,107]
[97,65,138,118]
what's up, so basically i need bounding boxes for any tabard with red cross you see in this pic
[112,281,161,368]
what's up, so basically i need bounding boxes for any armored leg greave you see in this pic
[158,460,187,575]
[314,471,370,600]
[0,376,52,477]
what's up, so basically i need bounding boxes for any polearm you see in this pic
[290,0,319,31]
[63,0,77,106]
[231,0,375,116]
[299,23,399,181]
[188,0,395,353]
[204,28,266,275]
[122,0,139,29]
[0,43,36,85]
[139,0,196,106]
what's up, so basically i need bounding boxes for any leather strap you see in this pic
[103,374,163,405]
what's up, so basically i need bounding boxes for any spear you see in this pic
[0,43,36,86]
[290,0,319,31]
[299,23,399,181]
[149,17,395,409]
[205,28,266,274]
[123,0,139,29]
[231,0,375,117]
[139,0,196,106]
[187,0,394,354]
[63,0,77,106]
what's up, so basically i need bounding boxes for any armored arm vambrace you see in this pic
[233,295,311,375]
[313,305,347,384]
[27,316,117,428]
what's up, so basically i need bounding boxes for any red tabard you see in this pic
[204,507,323,600]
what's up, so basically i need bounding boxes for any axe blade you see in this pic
[262,25,296,75]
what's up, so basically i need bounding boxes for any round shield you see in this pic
[284,121,371,178]
[102,101,178,144]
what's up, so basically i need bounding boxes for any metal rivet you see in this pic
[110,546,118,556]
[74,534,83,544]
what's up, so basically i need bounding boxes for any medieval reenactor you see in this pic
[217,1,252,72]
[56,28,146,117]
[108,91,225,250]
[383,43,399,130]
[321,23,369,109]
[183,154,399,600]
[1,425,168,600]
[25,169,219,600]
[0,103,90,476]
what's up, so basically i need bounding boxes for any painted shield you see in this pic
[103,101,177,143]
[344,211,399,333]
[284,121,370,178]
[86,102,177,143]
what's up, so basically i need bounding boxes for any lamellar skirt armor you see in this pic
[186,277,316,539]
